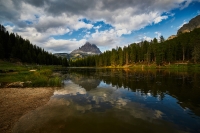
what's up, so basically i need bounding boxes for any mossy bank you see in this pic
[0,60,64,87]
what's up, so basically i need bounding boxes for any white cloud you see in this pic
[109,11,168,32]
[35,14,93,32]
[5,22,71,47]
[154,15,168,24]
[88,29,122,50]
[116,29,131,37]
[1,0,197,53]
[20,2,44,21]
[143,36,152,42]
[5,25,47,43]
[73,21,93,31]
[134,34,153,43]
[43,38,87,53]
[93,25,101,30]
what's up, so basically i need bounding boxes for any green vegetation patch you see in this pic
[0,61,63,87]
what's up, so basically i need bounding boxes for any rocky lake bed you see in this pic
[0,87,55,133]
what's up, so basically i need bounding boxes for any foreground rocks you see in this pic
[0,87,55,133]
[0,81,33,88]
[5,82,24,88]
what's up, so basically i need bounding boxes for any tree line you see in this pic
[71,28,200,67]
[0,24,69,66]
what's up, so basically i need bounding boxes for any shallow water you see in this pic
[13,68,200,133]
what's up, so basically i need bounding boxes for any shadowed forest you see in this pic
[0,24,68,66]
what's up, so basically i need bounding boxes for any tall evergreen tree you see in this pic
[130,44,137,63]
[118,47,123,66]
[111,48,117,66]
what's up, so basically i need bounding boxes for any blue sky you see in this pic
[0,0,200,53]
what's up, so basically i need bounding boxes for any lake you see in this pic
[13,68,200,133]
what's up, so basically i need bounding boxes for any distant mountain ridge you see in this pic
[177,15,200,34]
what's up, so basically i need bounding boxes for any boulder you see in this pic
[6,82,24,88]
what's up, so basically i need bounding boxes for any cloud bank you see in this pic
[0,0,196,53]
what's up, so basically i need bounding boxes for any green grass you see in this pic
[0,61,28,71]
[0,61,63,87]
[99,62,200,73]
[48,77,62,87]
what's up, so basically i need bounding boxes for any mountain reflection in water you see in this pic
[13,68,200,133]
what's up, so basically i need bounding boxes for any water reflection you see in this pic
[69,76,101,91]
[13,68,200,133]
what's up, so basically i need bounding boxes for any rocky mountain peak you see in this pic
[71,42,102,55]
[78,42,100,53]
[177,15,200,34]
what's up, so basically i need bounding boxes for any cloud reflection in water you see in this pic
[13,79,177,133]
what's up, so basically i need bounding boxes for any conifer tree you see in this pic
[118,47,123,66]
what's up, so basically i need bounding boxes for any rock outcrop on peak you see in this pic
[177,15,200,34]
[167,35,177,40]
[71,42,101,55]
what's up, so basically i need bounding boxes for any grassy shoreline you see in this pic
[96,62,200,71]
[1,60,200,87]
[0,61,63,87]
[67,62,200,74]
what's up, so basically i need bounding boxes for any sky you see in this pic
[0,0,200,53]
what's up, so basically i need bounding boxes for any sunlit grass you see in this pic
[0,61,63,87]
[48,77,62,87]
[99,62,200,73]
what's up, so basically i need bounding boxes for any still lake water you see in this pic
[14,68,200,133]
